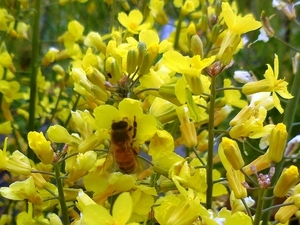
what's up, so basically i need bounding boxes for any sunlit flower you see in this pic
[163,50,215,95]
[154,189,205,225]
[28,131,54,164]
[217,2,261,64]
[274,196,299,224]
[169,160,207,194]
[243,151,271,175]
[221,137,244,170]
[242,54,293,113]
[274,165,299,197]
[0,9,14,31]
[68,151,97,182]
[268,123,288,163]
[79,191,138,225]
[118,9,152,34]
[149,0,168,25]
[131,185,157,222]
[0,176,43,205]
[0,121,12,135]
[149,130,174,159]
[220,79,248,108]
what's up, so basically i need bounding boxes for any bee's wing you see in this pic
[103,145,118,173]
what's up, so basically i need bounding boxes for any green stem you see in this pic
[241,198,253,222]
[54,163,70,225]
[206,75,216,209]
[261,61,300,224]
[273,35,300,53]
[253,189,266,225]
[28,0,41,159]
[174,14,184,50]
[216,86,243,92]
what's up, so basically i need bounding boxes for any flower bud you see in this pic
[28,131,54,164]
[47,124,73,143]
[275,197,298,224]
[159,82,181,106]
[184,74,204,95]
[210,24,220,43]
[200,14,208,32]
[226,168,247,199]
[137,41,147,66]
[191,35,204,58]
[273,165,299,197]
[242,152,271,175]
[91,85,110,102]
[176,106,197,148]
[105,56,122,83]
[268,123,288,163]
[127,48,139,74]
[222,137,244,170]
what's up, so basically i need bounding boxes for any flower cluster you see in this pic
[0,0,300,225]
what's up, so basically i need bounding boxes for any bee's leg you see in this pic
[132,116,137,139]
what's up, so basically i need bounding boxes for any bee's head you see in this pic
[111,119,129,130]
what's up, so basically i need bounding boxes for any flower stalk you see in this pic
[206,75,216,209]
[54,162,70,225]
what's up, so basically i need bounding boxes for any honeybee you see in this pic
[105,117,139,174]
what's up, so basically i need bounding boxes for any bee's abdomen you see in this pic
[114,147,137,174]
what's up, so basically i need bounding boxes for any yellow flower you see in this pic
[274,165,299,197]
[81,192,137,225]
[0,121,12,135]
[163,50,215,95]
[268,123,288,163]
[217,2,261,64]
[154,189,206,225]
[242,54,293,113]
[226,168,247,199]
[149,130,174,159]
[0,176,43,205]
[243,151,271,175]
[68,151,97,182]
[28,131,54,164]
[153,152,184,177]
[229,106,268,140]
[221,79,248,108]
[221,137,244,170]
[131,186,157,222]
[149,0,168,25]
[84,31,106,53]
[42,47,59,66]
[118,9,152,34]
[0,9,14,32]
[84,166,136,204]
[176,106,197,148]
[275,196,299,224]
[0,138,31,175]
[169,159,207,194]
[47,124,73,143]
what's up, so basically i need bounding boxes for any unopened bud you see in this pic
[137,42,147,66]
[191,35,204,58]
[200,14,208,32]
[210,24,220,43]
[274,165,299,197]
[106,56,122,83]
[268,123,288,163]
[222,137,244,170]
[127,49,139,74]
